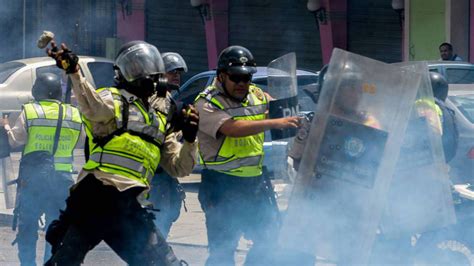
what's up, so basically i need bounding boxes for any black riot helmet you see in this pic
[429,72,449,101]
[162,52,188,73]
[32,72,62,101]
[217,45,257,75]
[114,41,168,97]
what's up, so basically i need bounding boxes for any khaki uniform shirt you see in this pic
[70,73,197,192]
[194,78,266,162]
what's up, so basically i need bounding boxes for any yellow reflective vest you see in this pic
[415,98,443,135]
[82,87,167,186]
[195,84,268,177]
[23,100,82,172]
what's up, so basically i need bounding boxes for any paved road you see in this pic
[0,190,248,265]
[0,150,291,265]
[0,226,248,265]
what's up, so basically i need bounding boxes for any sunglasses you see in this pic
[168,69,184,74]
[228,74,252,84]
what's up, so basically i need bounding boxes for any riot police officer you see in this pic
[149,52,189,238]
[43,41,198,265]
[2,72,82,265]
[194,45,300,265]
[429,72,458,163]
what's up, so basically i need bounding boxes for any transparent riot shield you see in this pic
[267,52,298,140]
[381,62,455,237]
[0,125,15,209]
[278,49,421,265]
[1,156,16,209]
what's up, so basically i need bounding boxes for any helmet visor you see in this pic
[115,43,165,82]
[163,53,188,73]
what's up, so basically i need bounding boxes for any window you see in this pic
[175,76,210,105]
[446,68,474,84]
[87,62,115,89]
[449,94,474,123]
[0,62,25,83]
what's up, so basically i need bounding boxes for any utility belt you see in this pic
[199,169,279,218]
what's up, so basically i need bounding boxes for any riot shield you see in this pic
[381,62,455,236]
[278,49,421,264]
[267,52,298,140]
[0,123,15,209]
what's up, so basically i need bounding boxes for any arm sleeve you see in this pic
[69,73,116,123]
[5,111,28,148]
[159,132,198,178]
[194,99,232,139]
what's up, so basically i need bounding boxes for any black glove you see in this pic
[46,42,79,74]
[181,105,199,143]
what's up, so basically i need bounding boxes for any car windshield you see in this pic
[253,75,318,112]
[449,94,474,123]
[0,62,25,84]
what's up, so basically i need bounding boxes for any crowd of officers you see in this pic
[0,39,456,266]
[0,41,299,266]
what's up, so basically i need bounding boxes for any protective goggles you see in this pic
[228,74,252,84]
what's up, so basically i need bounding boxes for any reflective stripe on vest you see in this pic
[89,152,153,180]
[23,101,82,172]
[196,85,267,177]
[128,120,165,144]
[203,155,263,172]
[29,119,82,130]
[225,105,267,117]
[82,87,167,185]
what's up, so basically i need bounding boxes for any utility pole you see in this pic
[22,0,26,58]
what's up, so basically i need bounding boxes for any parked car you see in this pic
[0,56,115,115]
[445,87,474,183]
[424,61,474,182]
[413,88,474,265]
[175,67,319,179]
[428,61,474,84]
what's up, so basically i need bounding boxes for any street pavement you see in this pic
[0,151,252,265]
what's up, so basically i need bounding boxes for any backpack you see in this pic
[435,99,459,163]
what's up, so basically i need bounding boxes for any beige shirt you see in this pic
[69,73,197,192]
[5,112,28,148]
[194,78,266,162]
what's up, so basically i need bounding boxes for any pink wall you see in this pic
[204,0,229,69]
[116,0,146,43]
[319,0,347,64]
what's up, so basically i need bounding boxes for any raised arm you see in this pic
[46,42,115,123]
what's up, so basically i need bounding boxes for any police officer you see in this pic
[194,45,300,265]
[429,72,458,163]
[149,52,188,237]
[43,41,198,265]
[1,72,82,265]
[162,52,188,89]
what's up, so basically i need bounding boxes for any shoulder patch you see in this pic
[98,89,116,104]
[98,89,112,98]
[251,86,264,101]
